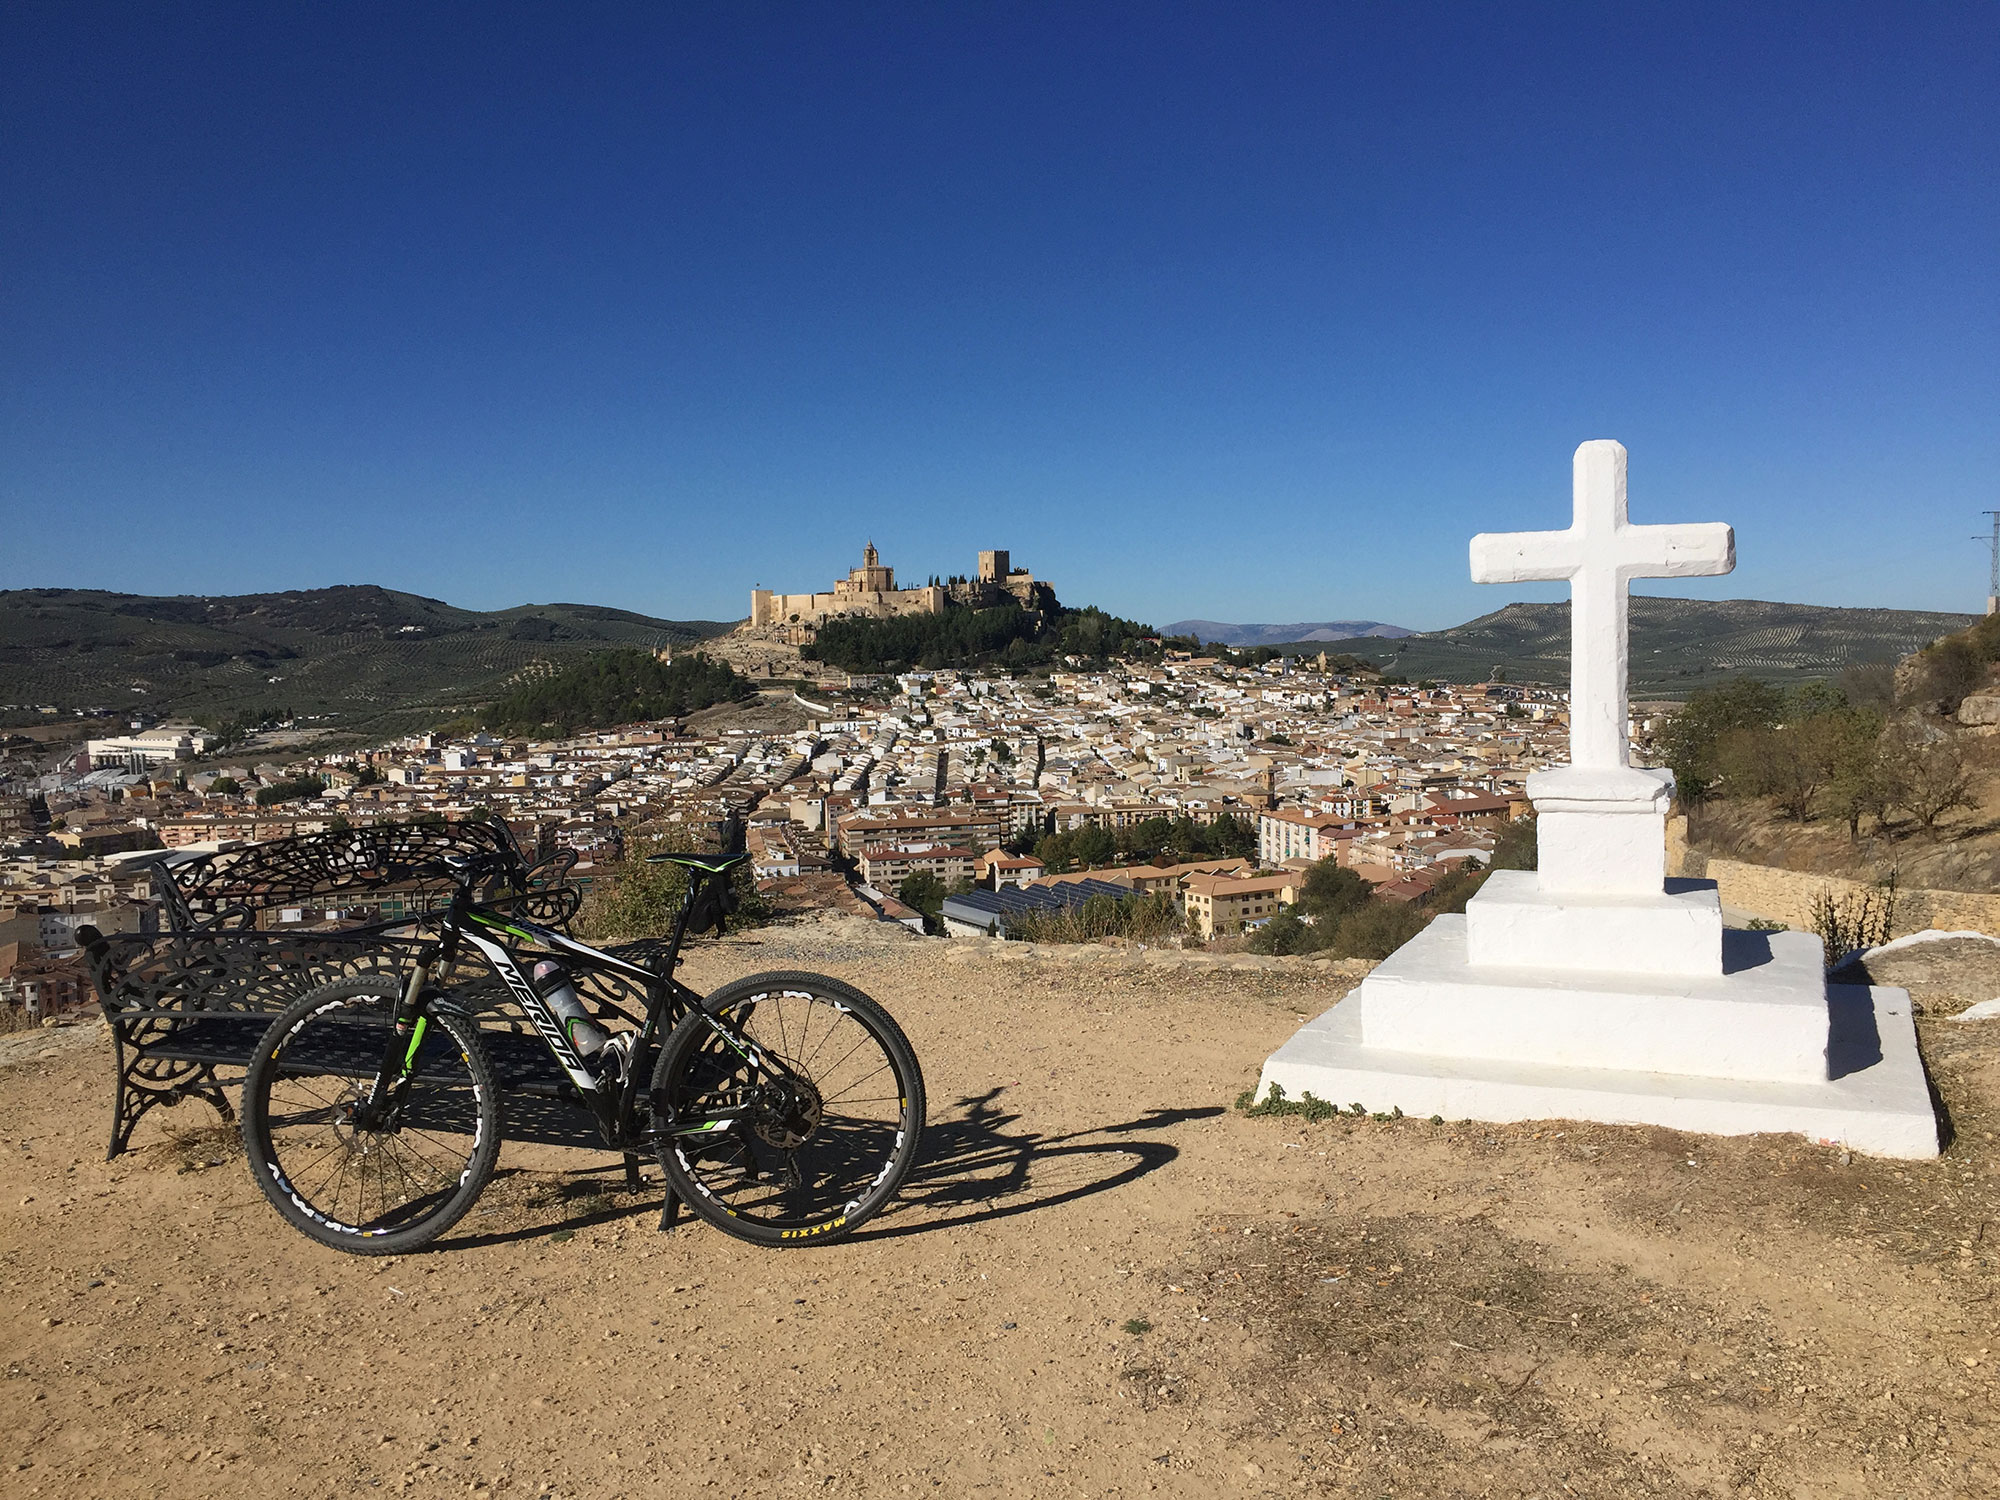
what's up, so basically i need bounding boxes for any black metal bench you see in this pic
[81,820,660,1167]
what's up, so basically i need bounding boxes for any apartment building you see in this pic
[834,806,1007,856]
[858,842,977,890]
[1257,807,1361,866]
[1180,871,1300,940]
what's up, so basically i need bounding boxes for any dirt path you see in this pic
[4,917,1998,1498]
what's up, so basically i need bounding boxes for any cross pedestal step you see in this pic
[1464,870,1722,977]
[1368,911,1823,1082]
[1257,979,1938,1159]
[1257,912,1939,1158]
[1524,764,1675,896]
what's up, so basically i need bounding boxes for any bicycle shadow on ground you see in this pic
[851,1087,1223,1243]
[438,1087,1221,1251]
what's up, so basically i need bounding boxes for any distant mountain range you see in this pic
[1165,619,1416,647]
[1291,597,1973,696]
[3,586,1972,741]
[0,585,732,737]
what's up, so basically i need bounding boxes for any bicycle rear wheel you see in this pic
[652,970,924,1246]
[240,977,501,1255]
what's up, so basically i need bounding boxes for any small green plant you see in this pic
[1233,1086,1415,1124]
[1121,1318,1153,1336]
[1745,917,1788,932]
[1235,1083,1342,1121]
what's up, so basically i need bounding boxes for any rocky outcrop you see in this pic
[1957,692,2000,727]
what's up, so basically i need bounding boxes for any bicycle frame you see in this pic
[364,848,779,1155]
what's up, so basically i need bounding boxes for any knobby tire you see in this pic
[240,977,501,1255]
[652,970,925,1247]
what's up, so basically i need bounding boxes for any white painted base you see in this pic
[1527,765,1674,896]
[1535,808,1667,895]
[1258,982,1938,1159]
[1464,870,1724,977]
[1363,914,1828,1082]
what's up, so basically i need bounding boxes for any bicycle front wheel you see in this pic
[240,977,502,1255]
[652,970,925,1247]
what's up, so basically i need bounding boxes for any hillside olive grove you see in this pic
[483,649,753,737]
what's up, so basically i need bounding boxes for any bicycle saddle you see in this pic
[644,850,750,873]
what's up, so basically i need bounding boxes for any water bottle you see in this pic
[532,959,609,1062]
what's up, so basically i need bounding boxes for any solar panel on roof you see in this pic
[940,877,1142,934]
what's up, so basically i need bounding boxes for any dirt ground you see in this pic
[1833,935,2000,1017]
[4,917,1998,1499]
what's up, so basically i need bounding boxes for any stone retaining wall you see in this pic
[1684,854,2000,937]
[934,860,2000,960]
[1665,814,2000,936]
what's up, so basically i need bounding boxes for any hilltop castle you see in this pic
[750,544,1045,639]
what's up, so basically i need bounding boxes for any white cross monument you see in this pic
[1472,438,1731,905]
[1472,439,1732,775]
[1255,439,1939,1157]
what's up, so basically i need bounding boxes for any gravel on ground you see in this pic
[3,913,1996,1498]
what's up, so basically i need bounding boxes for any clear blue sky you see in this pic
[3,4,1993,631]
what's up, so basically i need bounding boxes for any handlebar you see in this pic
[439,850,524,890]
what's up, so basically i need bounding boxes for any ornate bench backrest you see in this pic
[81,927,432,1021]
[152,819,523,933]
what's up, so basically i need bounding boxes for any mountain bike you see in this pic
[237,820,926,1254]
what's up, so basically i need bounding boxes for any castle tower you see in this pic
[978,549,1009,584]
[844,541,895,595]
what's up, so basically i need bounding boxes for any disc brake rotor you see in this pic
[327,1082,394,1152]
[750,1074,823,1150]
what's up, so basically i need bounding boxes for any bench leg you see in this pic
[622,1151,645,1192]
[109,1063,167,1161]
[106,1027,131,1161]
[109,1044,235,1160]
[194,1071,235,1128]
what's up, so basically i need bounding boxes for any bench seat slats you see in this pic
[113,1013,578,1095]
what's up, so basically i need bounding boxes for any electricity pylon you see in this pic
[1979,512,2000,615]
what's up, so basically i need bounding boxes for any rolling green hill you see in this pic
[1292,597,1975,696]
[0,586,733,736]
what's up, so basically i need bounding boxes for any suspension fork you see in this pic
[360,943,440,1125]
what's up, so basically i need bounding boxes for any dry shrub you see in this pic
[1008,891,1184,945]
[1808,874,1896,964]
[158,1120,241,1175]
